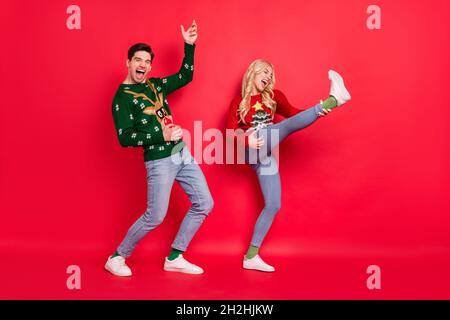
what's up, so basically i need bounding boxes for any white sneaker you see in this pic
[163,254,204,275]
[328,70,351,106]
[243,254,275,272]
[104,255,132,277]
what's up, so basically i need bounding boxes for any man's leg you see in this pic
[172,148,213,250]
[163,148,213,274]
[105,157,178,277]
[116,158,177,258]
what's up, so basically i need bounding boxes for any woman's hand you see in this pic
[247,128,265,149]
[318,108,333,117]
[181,20,198,45]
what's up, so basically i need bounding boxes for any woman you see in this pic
[227,60,351,272]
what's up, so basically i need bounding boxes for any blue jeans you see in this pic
[248,155,281,248]
[248,104,323,248]
[117,148,214,257]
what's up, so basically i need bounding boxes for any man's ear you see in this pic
[126,59,130,68]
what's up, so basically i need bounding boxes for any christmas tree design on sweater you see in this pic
[250,101,273,129]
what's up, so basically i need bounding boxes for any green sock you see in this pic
[168,248,184,261]
[322,95,338,110]
[245,245,259,259]
[111,251,120,258]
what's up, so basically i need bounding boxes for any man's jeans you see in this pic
[117,147,214,257]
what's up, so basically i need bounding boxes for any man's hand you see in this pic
[163,124,183,142]
[247,128,265,149]
[181,20,198,45]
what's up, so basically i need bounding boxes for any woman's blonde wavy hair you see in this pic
[238,59,276,124]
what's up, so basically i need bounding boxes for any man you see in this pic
[105,20,213,276]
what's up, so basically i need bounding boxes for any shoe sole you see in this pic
[328,70,351,105]
[104,264,132,277]
[163,267,204,275]
[243,265,275,272]
[163,262,204,274]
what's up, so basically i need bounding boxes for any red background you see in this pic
[1,0,449,299]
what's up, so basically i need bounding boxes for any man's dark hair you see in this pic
[128,43,155,62]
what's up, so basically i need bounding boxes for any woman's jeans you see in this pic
[247,104,323,248]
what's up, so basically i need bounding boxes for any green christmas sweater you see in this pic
[112,43,195,161]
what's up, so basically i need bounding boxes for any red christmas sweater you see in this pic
[226,89,303,146]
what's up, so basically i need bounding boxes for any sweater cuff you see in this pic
[184,42,195,55]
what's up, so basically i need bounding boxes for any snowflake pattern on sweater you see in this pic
[112,43,195,161]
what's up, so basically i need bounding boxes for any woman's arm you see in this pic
[273,89,303,118]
